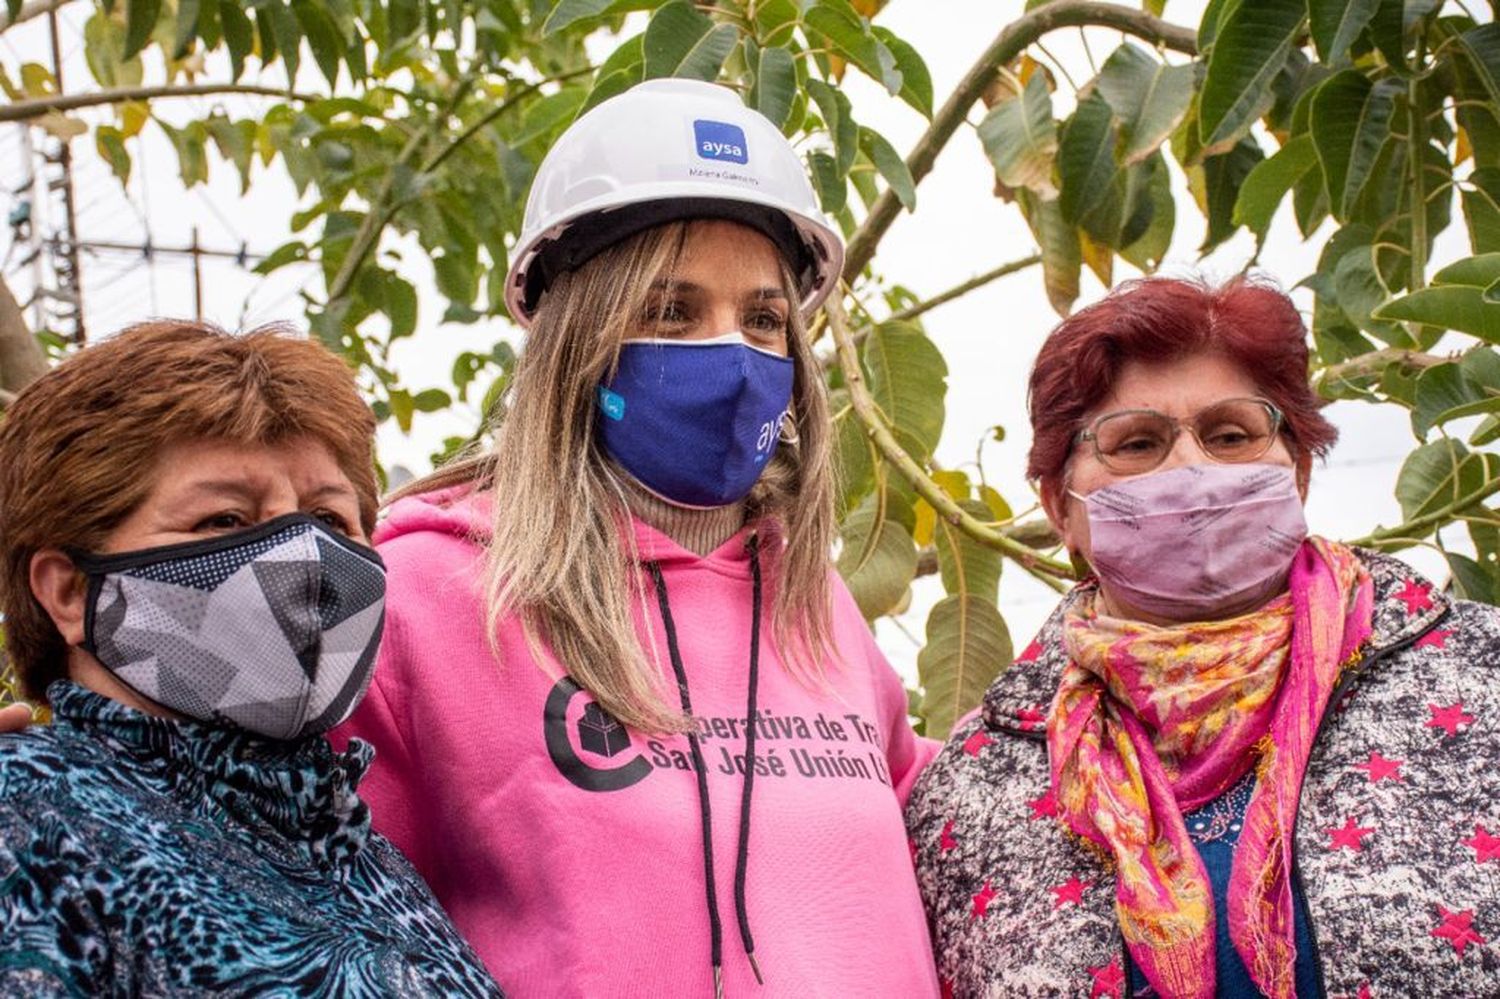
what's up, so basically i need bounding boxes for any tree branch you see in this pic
[822,253,1042,370]
[826,292,1077,582]
[1351,475,1500,550]
[0,83,320,123]
[0,0,71,32]
[842,0,1196,283]
[1315,347,1446,388]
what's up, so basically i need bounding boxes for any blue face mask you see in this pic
[597,333,795,508]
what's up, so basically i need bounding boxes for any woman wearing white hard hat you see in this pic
[333,78,941,996]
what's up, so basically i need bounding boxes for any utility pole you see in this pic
[46,7,85,344]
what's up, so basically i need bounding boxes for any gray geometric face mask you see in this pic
[73,513,386,741]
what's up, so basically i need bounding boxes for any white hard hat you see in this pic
[504,78,845,328]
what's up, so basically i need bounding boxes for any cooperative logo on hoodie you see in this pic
[544,677,651,792]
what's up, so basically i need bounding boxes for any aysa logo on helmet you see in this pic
[693,119,748,164]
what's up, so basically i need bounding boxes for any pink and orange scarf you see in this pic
[1047,538,1373,999]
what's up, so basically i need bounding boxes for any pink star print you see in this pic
[1050,876,1090,909]
[1015,638,1043,664]
[1414,628,1452,650]
[1355,751,1404,783]
[963,730,993,757]
[1028,789,1060,821]
[1431,906,1486,956]
[940,979,954,999]
[971,881,997,920]
[1088,959,1124,999]
[1396,578,1434,615]
[940,819,958,852]
[1017,705,1046,731]
[1427,702,1476,738]
[1327,817,1375,851]
[1464,824,1500,864]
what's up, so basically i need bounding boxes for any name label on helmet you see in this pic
[693,119,748,164]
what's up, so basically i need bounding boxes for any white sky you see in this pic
[0,1,1472,683]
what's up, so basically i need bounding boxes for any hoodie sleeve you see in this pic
[827,573,941,807]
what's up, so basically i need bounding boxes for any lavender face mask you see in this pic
[1070,463,1308,622]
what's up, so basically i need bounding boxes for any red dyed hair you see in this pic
[1026,275,1337,489]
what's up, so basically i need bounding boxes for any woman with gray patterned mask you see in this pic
[906,276,1500,998]
[0,320,502,996]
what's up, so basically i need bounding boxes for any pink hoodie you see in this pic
[333,486,940,997]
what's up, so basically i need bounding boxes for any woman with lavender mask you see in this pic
[907,276,1500,998]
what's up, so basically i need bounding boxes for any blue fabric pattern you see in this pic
[1124,769,1323,998]
[0,681,503,997]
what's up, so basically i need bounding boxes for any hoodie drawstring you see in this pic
[645,535,763,998]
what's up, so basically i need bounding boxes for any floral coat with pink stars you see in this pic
[906,550,1500,998]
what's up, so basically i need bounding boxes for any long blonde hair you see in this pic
[399,222,837,733]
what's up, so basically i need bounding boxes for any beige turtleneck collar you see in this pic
[616,472,748,556]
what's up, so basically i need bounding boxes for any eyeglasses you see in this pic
[1074,397,1285,475]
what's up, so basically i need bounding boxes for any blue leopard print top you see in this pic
[0,681,504,997]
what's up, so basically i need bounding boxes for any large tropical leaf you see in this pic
[917,595,1012,739]
[1018,188,1081,316]
[1057,92,1118,227]
[1308,0,1379,67]
[836,485,917,620]
[862,321,948,461]
[1093,43,1195,166]
[642,1,737,81]
[1233,133,1317,239]
[1411,349,1500,438]
[1394,438,1500,523]
[977,74,1058,201]
[1310,71,1400,223]
[1197,136,1264,252]
[1377,254,1500,343]
[1462,167,1500,254]
[1197,0,1304,152]
[803,0,903,95]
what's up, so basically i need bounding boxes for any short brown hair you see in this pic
[1027,275,1337,491]
[0,320,378,699]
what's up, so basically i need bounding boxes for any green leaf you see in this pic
[917,594,1012,739]
[293,0,343,86]
[753,0,799,46]
[859,127,916,211]
[977,73,1058,200]
[1197,0,1303,151]
[642,2,737,81]
[124,0,161,60]
[412,387,451,412]
[807,150,846,214]
[158,119,208,187]
[1377,254,1500,342]
[1332,248,1410,346]
[836,488,918,619]
[747,43,796,129]
[872,26,933,118]
[1413,361,1488,437]
[1057,92,1117,227]
[1368,0,1441,70]
[1310,71,1400,224]
[1199,135,1264,252]
[1462,168,1500,254]
[1308,0,1378,66]
[1197,0,1239,53]
[542,0,657,36]
[385,275,418,338]
[863,320,948,460]
[219,0,252,81]
[807,78,857,177]
[1394,438,1500,522]
[1093,43,1195,166]
[95,126,132,185]
[832,391,875,516]
[934,500,1003,603]
[265,3,301,83]
[1119,153,1174,272]
[804,0,902,95]
[388,388,415,433]
[1446,551,1500,603]
[172,0,200,58]
[254,240,310,275]
[1233,133,1316,238]
[1018,188,1080,316]
[1455,24,1500,122]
